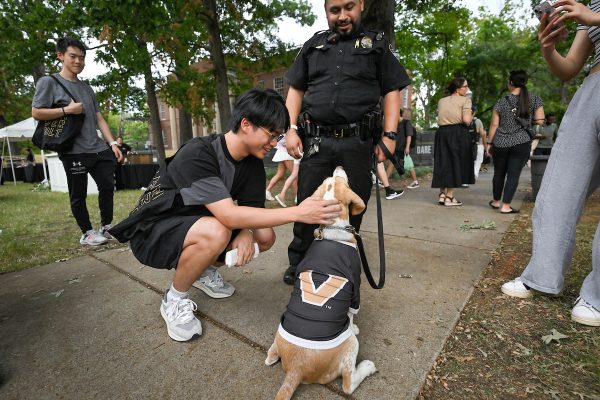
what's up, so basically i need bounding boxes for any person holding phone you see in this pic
[501,0,600,327]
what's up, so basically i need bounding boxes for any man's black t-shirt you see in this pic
[286,27,410,125]
[110,134,265,242]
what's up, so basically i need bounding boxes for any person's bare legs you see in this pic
[172,217,232,292]
[277,161,299,206]
[266,162,287,193]
[376,162,390,187]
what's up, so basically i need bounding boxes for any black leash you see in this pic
[354,139,404,289]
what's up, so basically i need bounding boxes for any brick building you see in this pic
[156,60,413,153]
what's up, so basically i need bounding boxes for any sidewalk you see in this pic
[0,169,530,399]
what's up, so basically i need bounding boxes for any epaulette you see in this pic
[367,30,385,41]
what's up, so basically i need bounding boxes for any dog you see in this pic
[265,166,377,400]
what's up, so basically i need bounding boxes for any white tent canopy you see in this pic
[0,117,49,186]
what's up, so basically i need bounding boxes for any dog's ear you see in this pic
[312,181,327,198]
[348,189,366,215]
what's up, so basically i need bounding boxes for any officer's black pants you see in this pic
[288,135,373,268]
[60,149,117,233]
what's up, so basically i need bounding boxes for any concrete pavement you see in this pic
[0,169,530,399]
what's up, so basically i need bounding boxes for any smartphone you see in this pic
[534,1,555,20]
[534,0,567,38]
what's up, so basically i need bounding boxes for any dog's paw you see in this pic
[352,324,360,335]
[361,360,377,375]
[265,354,280,366]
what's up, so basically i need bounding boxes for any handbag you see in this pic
[32,75,85,152]
[403,154,414,170]
[504,95,534,140]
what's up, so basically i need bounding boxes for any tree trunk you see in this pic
[362,0,396,49]
[32,64,46,85]
[142,45,166,167]
[179,109,193,145]
[202,0,231,132]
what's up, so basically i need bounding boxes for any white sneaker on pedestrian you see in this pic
[193,266,235,298]
[571,297,600,327]
[407,181,420,189]
[160,290,202,341]
[79,230,108,246]
[501,277,533,298]
[265,190,275,201]
[99,224,115,240]
[274,194,287,208]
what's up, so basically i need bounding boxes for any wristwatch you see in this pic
[383,131,397,140]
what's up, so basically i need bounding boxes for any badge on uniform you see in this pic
[360,37,372,49]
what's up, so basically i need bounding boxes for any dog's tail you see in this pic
[275,372,301,400]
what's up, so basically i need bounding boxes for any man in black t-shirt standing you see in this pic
[282,0,411,284]
[109,89,342,342]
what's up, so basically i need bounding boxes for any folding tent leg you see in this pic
[41,150,49,187]
[7,137,16,185]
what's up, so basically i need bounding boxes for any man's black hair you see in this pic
[229,89,290,133]
[56,36,87,56]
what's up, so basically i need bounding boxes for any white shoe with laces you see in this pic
[160,290,202,341]
[501,277,533,298]
[193,266,235,298]
[571,297,600,327]
[79,229,108,246]
[407,181,420,189]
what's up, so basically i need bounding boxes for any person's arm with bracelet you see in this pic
[32,98,83,121]
[284,86,305,159]
[375,89,401,162]
[97,112,123,163]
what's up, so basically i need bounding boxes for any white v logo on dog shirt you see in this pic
[299,270,348,307]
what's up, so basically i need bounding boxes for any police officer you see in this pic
[282,0,411,284]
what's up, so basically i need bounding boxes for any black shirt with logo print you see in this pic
[286,26,411,125]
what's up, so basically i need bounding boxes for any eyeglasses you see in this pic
[257,126,284,142]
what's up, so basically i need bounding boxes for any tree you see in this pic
[84,0,169,165]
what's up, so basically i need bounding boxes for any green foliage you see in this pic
[105,113,149,150]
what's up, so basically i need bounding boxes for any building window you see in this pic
[257,80,265,89]
[273,76,284,97]
[159,102,166,120]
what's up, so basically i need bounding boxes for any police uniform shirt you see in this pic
[286,26,411,125]
[109,134,265,242]
[280,240,361,347]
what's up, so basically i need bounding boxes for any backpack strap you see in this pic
[50,75,80,102]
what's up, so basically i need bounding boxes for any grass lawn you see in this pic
[0,182,140,274]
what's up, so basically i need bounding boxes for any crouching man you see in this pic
[109,89,341,342]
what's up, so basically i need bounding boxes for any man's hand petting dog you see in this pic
[295,197,341,225]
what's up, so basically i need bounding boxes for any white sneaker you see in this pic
[193,266,235,298]
[99,224,115,240]
[501,277,533,298]
[407,181,420,189]
[79,230,108,246]
[160,290,202,341]
[571,297,600,327]
[274,194,287,208]
[265,190,275,201]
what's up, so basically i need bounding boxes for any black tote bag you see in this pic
[32,75,85,152]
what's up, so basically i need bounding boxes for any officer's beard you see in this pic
[332,19,362,38]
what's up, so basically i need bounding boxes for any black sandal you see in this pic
[488,200,500,209]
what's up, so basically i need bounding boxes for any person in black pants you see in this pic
[32,36,123,245]
[282,0,410,284]
[487,70,545,214]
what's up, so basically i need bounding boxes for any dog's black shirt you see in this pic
[281,239,361,343]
